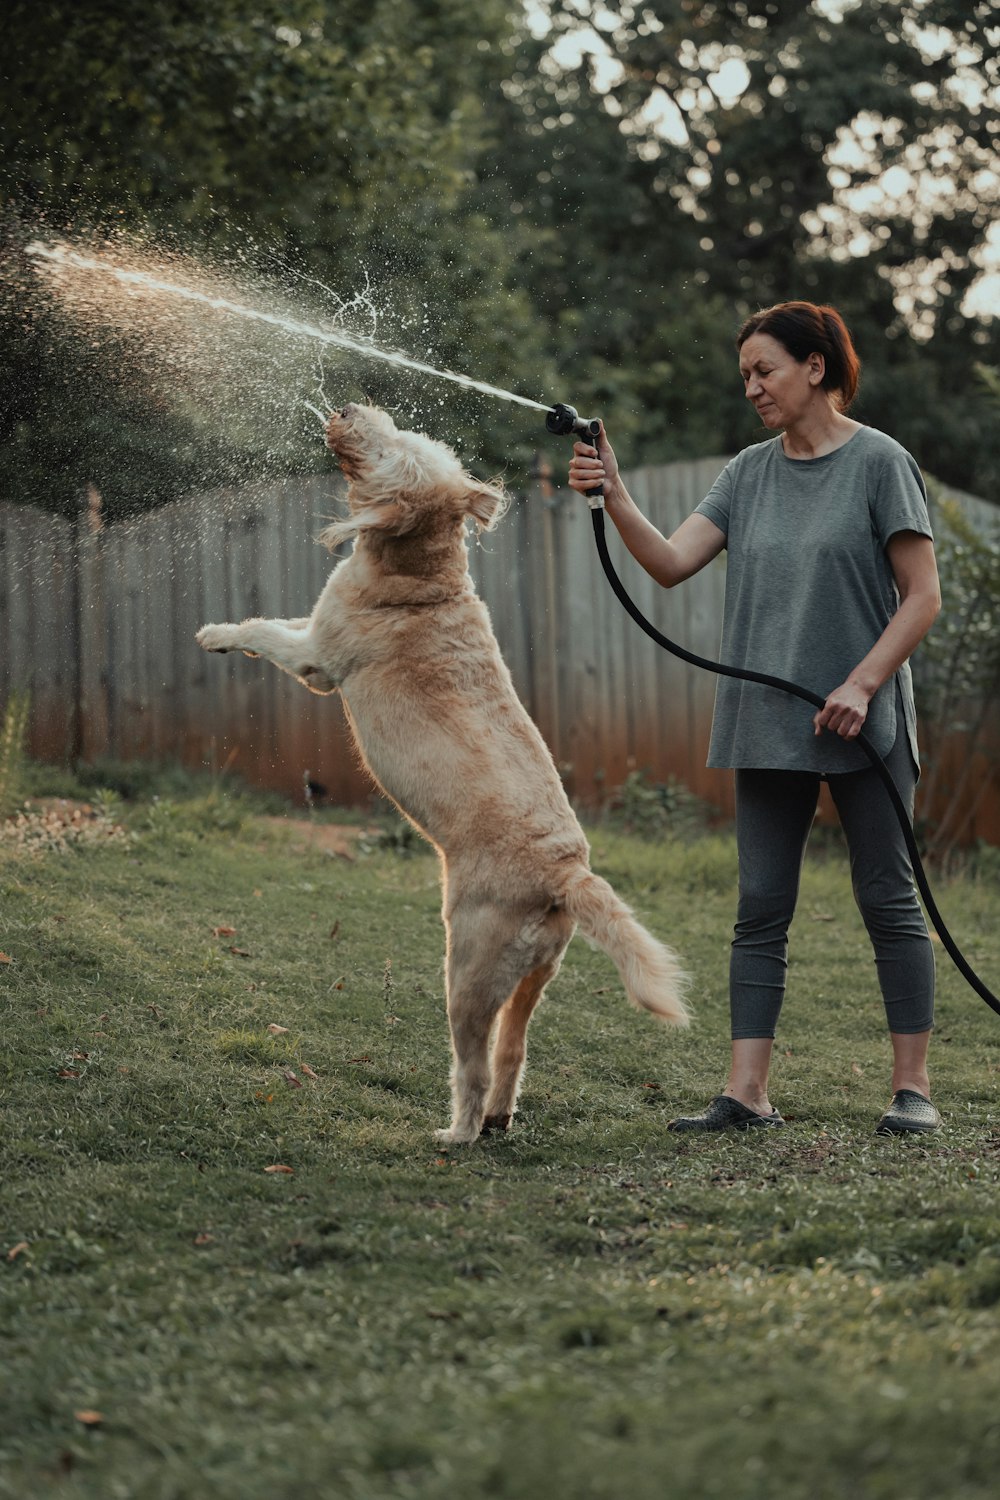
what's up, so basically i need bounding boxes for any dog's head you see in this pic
[320,404,507,550]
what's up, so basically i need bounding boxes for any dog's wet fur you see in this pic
[198,404,688,1143]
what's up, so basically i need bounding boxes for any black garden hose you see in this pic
[590,505,1000,1018]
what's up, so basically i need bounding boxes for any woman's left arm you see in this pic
[814,531,942,740]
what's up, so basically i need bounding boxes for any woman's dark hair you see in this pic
[736,301,861,411]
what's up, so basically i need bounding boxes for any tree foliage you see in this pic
[1,0,997,516]
[0,0,551,515]
[479,0,1000,486]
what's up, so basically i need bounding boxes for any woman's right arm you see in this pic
[568,426,726,588]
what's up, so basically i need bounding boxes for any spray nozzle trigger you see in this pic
[545,403,604,507]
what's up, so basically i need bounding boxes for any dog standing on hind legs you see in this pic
[197,403,689,1143]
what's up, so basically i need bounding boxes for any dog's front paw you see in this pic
[197,624,239,654]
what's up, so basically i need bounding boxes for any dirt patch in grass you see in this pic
[257,816,378,859]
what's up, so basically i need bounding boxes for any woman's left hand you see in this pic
[814,682,871,739]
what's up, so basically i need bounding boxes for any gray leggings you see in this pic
[731,729,935,1039]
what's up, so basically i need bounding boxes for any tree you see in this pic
[474,0,1000,492]
[0,0,553,515]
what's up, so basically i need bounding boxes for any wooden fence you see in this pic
[2,458,998,839]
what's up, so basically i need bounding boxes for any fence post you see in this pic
[535,454,563,765]
[74,485,109,763]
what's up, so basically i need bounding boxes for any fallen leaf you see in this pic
[267,1023,289,1035]
[300,1064,319,1080]
[58,1068,81,1079]
[212,925,237,938]
[193,1233,215,1247]
[281,1070,303,1089]
[229,946,251,957]
[264,1164,294,1175]
[6,1241,29,1262]
[329,920,341,941]
[74,1411,104,1427]
[0,952,12,964]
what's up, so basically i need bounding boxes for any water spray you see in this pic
[26,239,554,416]
[303,400,329,428]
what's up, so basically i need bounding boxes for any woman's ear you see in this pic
[808,351,826,386]
[465,480,508,532]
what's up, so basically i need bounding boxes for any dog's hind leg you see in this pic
[480,952,565,1135]
[434,906,526,1145]
[436,905,572,1145]
[435,993,499,1147]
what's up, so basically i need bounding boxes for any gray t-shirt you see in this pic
[694,425,933,774]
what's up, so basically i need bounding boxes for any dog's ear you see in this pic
[464,480,508,532]
[320,500,414,551]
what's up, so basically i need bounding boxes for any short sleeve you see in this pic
[695,459,735,538]
[872,447,933,546]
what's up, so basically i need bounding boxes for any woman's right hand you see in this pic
[567,421,620,499]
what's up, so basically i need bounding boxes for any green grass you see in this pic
[2,780,1000,1500]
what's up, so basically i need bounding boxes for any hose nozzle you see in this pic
[545,402,601,441]
[545,402,604,506]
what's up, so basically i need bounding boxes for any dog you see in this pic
[197,404,688,1143]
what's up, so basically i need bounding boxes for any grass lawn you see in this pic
[2,776,1000,1499]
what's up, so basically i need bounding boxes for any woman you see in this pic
[568,301,942,1135]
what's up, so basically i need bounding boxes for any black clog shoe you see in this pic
[875,1089,941,1135]
[667,1094,785,1133]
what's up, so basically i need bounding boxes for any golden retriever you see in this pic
[197,404,688,1142]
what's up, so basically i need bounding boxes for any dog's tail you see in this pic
[561,870,690,1025]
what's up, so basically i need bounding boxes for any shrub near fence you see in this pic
[1,459,998,841]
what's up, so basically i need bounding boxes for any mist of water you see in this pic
[6,228,557,585]
[26,239,552,415]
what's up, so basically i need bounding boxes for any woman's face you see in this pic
[738,332,824,430]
